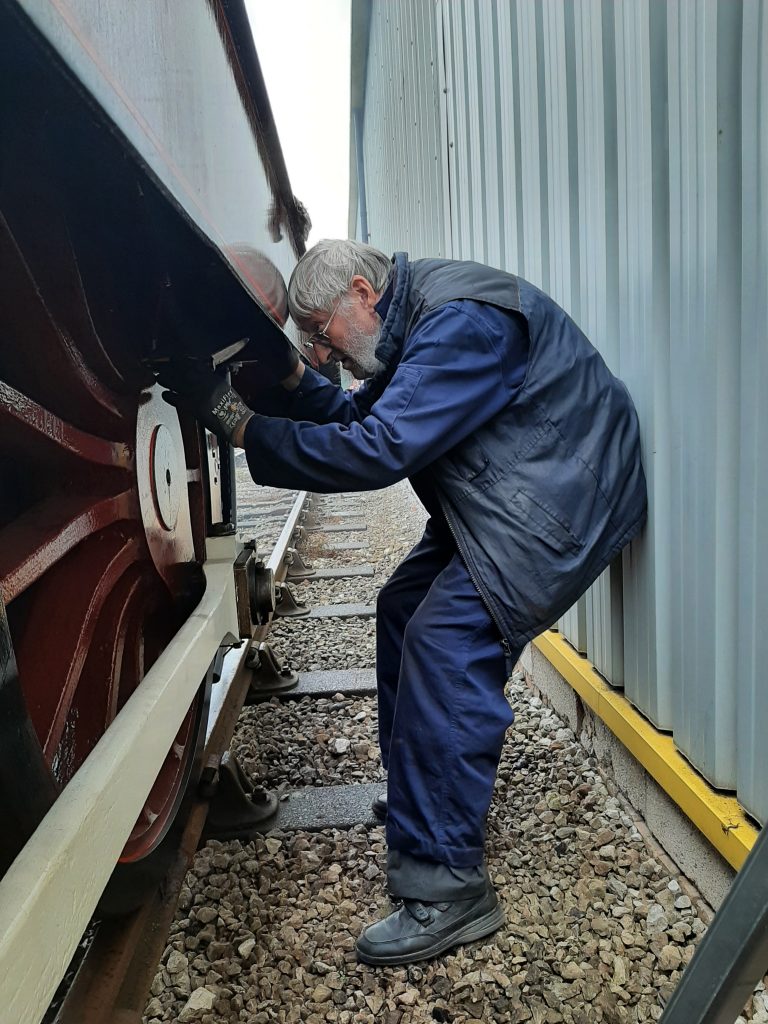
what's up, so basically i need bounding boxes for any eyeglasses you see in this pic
[306,298,341,350]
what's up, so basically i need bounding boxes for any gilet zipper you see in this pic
[437,494,517,676]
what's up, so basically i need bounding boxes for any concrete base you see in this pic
[306,565,375,580]
[519,641,735,909]
[283,668,377,699]
[308,603,375,620]
[312,522,367,532]
[256,782,385,832]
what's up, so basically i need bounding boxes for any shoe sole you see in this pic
[356,903,505,966]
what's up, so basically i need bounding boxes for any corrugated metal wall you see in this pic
[352,0,768,823]
[360,0,450,257]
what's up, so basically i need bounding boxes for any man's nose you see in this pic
[312,342,334,365]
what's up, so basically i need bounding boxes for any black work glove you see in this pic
[158,361,253,445]
[233,337,302,406]
[271,335,301,381]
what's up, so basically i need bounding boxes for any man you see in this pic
[161,240,647,966]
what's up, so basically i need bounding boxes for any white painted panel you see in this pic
[20,0,299,284]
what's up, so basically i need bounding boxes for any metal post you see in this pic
[354,107,369,242]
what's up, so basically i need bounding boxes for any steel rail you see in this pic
[205,489,309,745]
[13,490,312,1024]
[266,490,309,575]
[204,495,311,762]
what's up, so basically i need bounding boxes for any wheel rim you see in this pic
[0,211,208,863]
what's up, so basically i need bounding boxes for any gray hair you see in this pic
[287,239,391,325]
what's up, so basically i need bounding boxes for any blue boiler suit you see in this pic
[243,289,529,897]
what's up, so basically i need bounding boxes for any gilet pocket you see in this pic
[512,488,584,555]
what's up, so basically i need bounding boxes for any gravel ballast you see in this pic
[144,481,768,1024]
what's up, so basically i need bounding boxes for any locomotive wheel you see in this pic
[96,673,212,918]
[0,210,212,897]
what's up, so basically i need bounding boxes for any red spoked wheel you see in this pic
[0,211,211,892]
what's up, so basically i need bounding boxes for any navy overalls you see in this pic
[242,254,646,897]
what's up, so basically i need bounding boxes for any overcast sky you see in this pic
[245,0,351,247]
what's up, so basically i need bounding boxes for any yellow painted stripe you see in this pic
[533,631,758,870]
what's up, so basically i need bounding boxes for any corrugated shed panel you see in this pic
[586,564,625,686]
[515,1,547,291]
[559,601,589,657]
[737,0,768,823]
[361,0,447,259]
[540,0,587,656]
[665,0,741,788]
[477,3,502,269]
[612,2,665,723]
[594,0,673,724]
[495,2,522,273]
[354,0,767,821]
[542,2,575,317]
[572,1,624,687]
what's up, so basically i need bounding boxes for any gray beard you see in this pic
[342,321,385,379]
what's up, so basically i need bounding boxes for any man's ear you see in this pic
[349,275,379,310]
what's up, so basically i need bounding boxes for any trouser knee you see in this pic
[376,575,405,629]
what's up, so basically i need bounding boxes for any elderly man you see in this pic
[161,240,646,966]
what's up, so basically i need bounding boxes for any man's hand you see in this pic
[158,361,254,446]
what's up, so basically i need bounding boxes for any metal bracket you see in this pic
[209,521,236,538]
[244,641,298,702]
[199,751,278,840]
[292,524,307,545]
[211,631,243,684]
[285,546,315,580]
[274,582,310,617]
[299,504,317,528]
[233,545,276,635]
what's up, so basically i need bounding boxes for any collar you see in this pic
[374,272,396,321]
[372,252,411,378]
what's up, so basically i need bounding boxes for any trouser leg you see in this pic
[385,553,520,900]
[375,520,454,771]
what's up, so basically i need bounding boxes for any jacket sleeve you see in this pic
[242,302,526,492]
[248,366,372,425]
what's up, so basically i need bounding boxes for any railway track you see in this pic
[38,479,767,1024]
[132,482,731,1024]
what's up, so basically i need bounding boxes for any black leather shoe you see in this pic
[355,881,504,965]
[372,791,387,821]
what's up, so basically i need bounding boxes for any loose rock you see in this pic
[145,483,765,1024]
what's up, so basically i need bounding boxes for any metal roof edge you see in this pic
[348,0,372,238]
[348,119,359,239]
[350,0,372,109]
[214,0,310,257]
